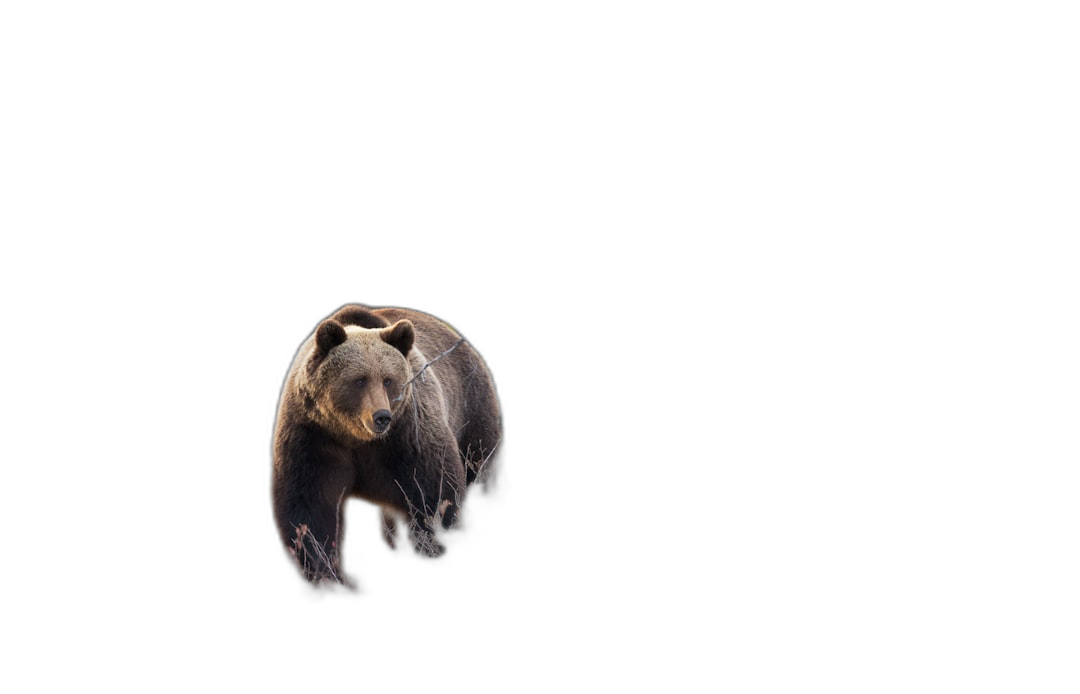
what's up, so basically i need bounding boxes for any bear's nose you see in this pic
[372,409,392,431]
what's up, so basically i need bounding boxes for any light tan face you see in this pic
[310,323,414,441]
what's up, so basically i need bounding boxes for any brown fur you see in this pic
[272,304,501,584]
[330,306,390,329]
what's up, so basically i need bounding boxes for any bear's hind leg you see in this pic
[382,507,410,550]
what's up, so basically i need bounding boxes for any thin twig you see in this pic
[440,448,462,496]
[434,459,442,507]
[392,337,466,403]
[394,480,419,515]
[332,487,345,552]
[413,396,421,449]
[413,469,428,515]
[472,439,500,482]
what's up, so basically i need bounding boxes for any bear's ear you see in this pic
[381,320,415,357]
[332,305,390,329]
[315,319,348,356]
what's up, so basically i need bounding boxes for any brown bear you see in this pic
[272,304,501,584]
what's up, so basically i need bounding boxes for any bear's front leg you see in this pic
[273,426,353,584]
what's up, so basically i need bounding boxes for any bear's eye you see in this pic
[355,377,367,388]
[383,378,393,388]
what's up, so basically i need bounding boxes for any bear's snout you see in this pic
[372,409,392,433]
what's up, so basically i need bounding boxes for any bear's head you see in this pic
[301,318,416,442]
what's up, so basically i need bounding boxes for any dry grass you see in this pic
[289,526,356,591]
[289,440,503,591]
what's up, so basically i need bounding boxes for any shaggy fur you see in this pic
[272,304,501,584]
